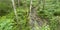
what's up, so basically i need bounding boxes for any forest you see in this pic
[0,0,60,30]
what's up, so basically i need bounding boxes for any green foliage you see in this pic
[0,0,12,16]
[0,16,14,30]
[37,0,60,30]
[0,0,60,30]
[16,7,29,30]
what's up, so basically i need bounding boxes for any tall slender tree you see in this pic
[29,0,35,30]
[29,0,45,30]
[11,0,18,23]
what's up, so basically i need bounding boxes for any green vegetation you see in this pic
[0,0,60,30]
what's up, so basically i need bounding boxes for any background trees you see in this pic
[0,0,60,30]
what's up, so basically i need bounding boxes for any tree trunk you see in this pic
[29,0,45,30]
[11,0,18,23]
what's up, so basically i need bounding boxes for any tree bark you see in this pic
[29,0,44,30]
[11,0,18,23]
